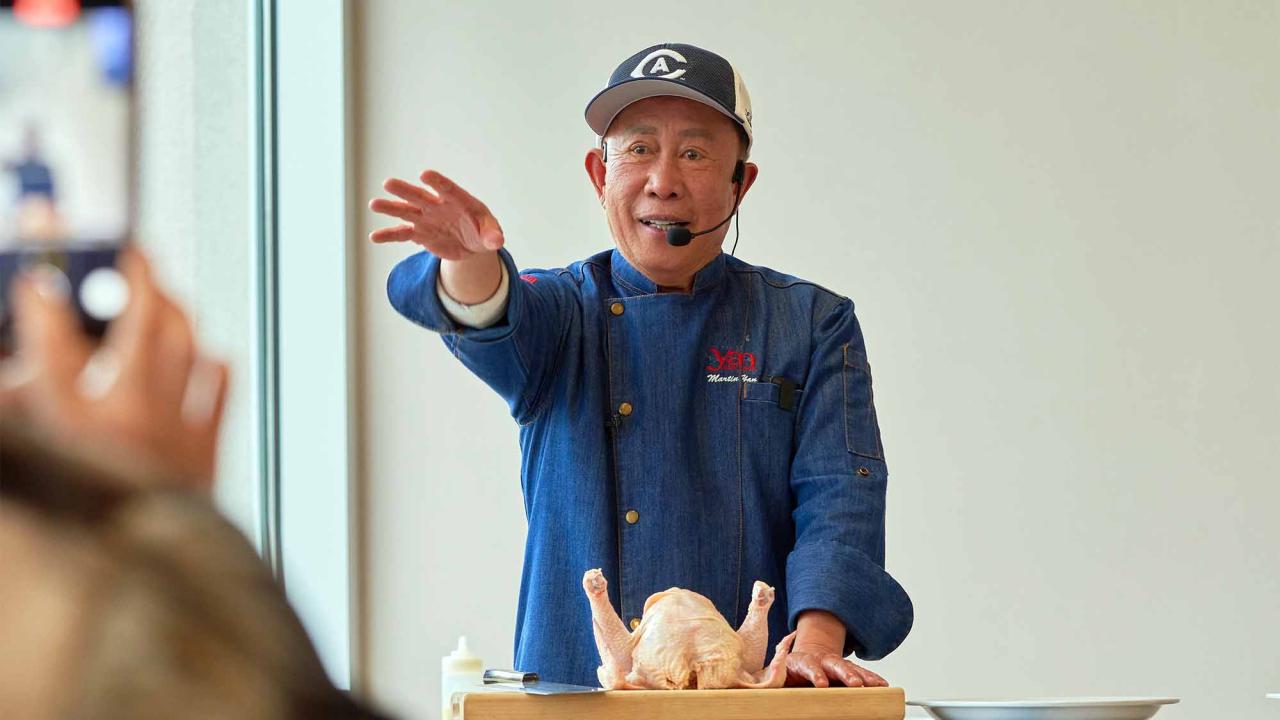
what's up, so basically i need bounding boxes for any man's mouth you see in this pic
[638,218,690,231]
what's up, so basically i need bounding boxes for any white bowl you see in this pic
[907,696,1179,720]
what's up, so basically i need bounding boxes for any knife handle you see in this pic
[483,669,539,684]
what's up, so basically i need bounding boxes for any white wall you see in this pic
[135,0,260,540]
[354,2,1280,719]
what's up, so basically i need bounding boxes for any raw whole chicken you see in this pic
[583,568,797,690]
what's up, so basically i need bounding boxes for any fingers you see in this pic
[106,247,162,379]
[851,661,887,687]
[367,170,503,257]
[369,172,464,219]
[420,169,491,218]
[109,248,198,419]
[11,268,93,415]
[382,177,441,206]
[476,212,505,251]
[819,656,861,687]
[785,653,830,688]
[822,656,887,688]
[154,296,197,408]
[111,247,229,486]
[182,357,229,428]
[419,169,461,197]
[180,357,229,490]
[0,356,33,411]
[368,197,420,222]
[786,651,888,689]
[368,224,416,244]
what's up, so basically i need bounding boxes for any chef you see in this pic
[369,42,913,689]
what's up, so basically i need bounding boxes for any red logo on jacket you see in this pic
[706,347,756,373]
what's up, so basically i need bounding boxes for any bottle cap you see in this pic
[442,635,483,673]
[449,636,478,660]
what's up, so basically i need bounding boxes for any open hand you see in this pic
[367,170,504,260]
[785,645,888,688]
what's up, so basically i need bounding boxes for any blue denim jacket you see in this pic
[387,248,912,686]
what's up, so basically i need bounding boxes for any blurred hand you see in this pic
[367,170,504,260]
[785,644,888,688]
[0,247,229,489]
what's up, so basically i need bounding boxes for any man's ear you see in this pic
[737,161,760,201]
[585,148,607,203]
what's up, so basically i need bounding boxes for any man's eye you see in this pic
[630,145,649,155]
[683,149,702,160]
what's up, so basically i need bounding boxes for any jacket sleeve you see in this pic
[386,248,575,425]
[785,297,913,659]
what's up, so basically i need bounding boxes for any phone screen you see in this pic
[0,0,133,352]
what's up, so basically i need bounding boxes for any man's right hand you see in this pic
[368,170,506,304]
[368,169,505,259]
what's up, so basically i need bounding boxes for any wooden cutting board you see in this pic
[456,686,905,720]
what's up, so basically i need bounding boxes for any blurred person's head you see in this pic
[0,420,386,720]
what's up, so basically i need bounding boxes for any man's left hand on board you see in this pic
[785,646,887,688]
[787,609,888,687]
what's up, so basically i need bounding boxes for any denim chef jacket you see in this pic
[387,247,913,687]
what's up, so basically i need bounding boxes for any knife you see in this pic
[482,669,604,695]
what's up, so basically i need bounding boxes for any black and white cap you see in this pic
[585,43,753,150]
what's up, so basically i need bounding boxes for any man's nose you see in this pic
[644,156,684,200]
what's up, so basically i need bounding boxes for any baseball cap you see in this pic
[584,43,753,150]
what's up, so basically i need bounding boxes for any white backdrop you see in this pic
[352,2,1280,718]
[135,0,259,541]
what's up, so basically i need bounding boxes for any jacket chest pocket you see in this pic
[740,380,803,486]
[843,345,884,459]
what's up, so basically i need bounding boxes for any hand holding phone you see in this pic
[0,246,230,488]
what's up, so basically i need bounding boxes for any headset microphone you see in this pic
[666,160,745,247]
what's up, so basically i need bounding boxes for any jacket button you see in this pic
[629,617,641,631]
[625,509,640,524]
[618,402,633,416]
[610,302,625,316]
[857,466,871,476]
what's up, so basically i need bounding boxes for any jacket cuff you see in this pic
[786,540,914,660]
[437,261,510,329]
[386,249,522,342]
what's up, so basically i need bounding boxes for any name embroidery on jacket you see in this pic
[705,346,760,384]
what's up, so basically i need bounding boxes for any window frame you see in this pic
[254,0,356,690]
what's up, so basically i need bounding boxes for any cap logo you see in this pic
[630,49,687,80]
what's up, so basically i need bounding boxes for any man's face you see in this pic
[586,96,757,290]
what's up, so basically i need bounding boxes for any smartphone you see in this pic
[0,0,134,355]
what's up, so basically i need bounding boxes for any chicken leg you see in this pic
[735,580,775,672]
[736,631,798,689]
[582,568,634,689]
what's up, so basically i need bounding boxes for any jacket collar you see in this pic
[610,249,727,298]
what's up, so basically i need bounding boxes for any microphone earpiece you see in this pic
[731,160,744,185]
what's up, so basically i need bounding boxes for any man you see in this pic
[370,43,912,689]
[4,125,63,244]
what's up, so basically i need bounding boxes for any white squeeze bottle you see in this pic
[440,635,483,720]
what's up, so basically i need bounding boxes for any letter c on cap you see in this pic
[630,49,688,80]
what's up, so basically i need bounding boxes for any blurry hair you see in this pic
[0,420,389,720]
